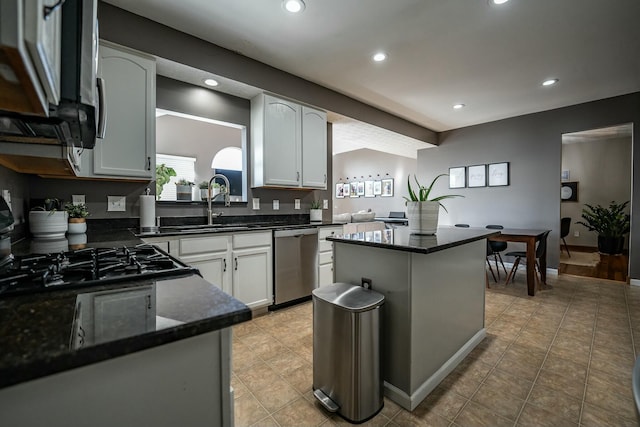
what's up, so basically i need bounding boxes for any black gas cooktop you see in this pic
[0,244,198,298]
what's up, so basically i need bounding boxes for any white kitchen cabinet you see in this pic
[232,231,272,310]
[301,106,328,188]
[79,41,155,180]
[251,93,327,189]
[143,231,273,310]
[343,221,386,234]
[317,226,343,287]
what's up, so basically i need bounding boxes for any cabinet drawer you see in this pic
[318,251,333,265]
[319,240,333,252]
[180,235,229,256]
[318,226,342,239]
[233,231,272,249]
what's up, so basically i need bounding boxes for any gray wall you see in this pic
[418,92,640,279]
[561,135,632,248]
[332,149,417,216]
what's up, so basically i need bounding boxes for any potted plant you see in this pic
[404,174,463,235]
[175,179,194,201]
[310,200,323,222]
[64,202,89,234]
[577,201,630,255]
[155,164,177,200]
[29,198,68,238]
[198,181,220,201]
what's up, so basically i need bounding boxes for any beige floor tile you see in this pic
[540,353,587,384]
[237,361,283,393]
[516,403,577,427]
[534,368,586,401]
[471,382,524,421]
[253,377,302,413]
[281,363,313,393]
[439,370,482,399]
[483,368,533,400]
[452,400,513,427]
[584,382,638,422]
[580,402,638,427]
[272,397,328,427]
[418,387,468,421]
[527,383,582,424]
[235,393,270,427]
[264,349,309,375]
[392,406,451,427]
[232,373,250,400]
[587,366,633,400]
[325,412,390,426]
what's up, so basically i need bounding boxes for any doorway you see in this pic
[559,123,633,281]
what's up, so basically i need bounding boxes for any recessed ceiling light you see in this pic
[203,78,219,87]
[542,78,559,86]
[492,0,509,4]
[372,52,387,62]
[282,0,305,13]
[453,103,465,110]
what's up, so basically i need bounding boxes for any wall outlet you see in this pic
[273,199,279,210]
[72,194,85,205]
[323,199,328,209]
[252,198,260,210]
[574,231,580,237]
[294,199,300,210]
[107,196,126,212]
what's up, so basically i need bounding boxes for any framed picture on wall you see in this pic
[364,180,375,197]
[561,181,578,202]
[449,166,466,188]
[350,181,359,197]
[336,183,345,198]
[488,162,510,187]
[467,165,486,188]
[373,180,382,195]
[357,181,365,196]
[381,178,394,197]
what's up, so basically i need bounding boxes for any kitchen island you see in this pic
[327,226,497,411]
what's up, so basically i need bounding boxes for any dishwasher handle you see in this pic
[274,228,319,238]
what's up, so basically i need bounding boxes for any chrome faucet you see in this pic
[207,173,231,225]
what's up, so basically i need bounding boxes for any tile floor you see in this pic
[231,272,640,426]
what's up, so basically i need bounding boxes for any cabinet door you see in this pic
[181,253,232,295]
[93,42,155,178]
[318,262,334,287]
[263,95,301,187]
[301,106,327,189]
[232,247,272,309]
[91,287,155,345]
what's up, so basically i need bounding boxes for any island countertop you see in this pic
[0,273,251,389]
[327,226,499,254]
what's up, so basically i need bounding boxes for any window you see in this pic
[156,153,196,200]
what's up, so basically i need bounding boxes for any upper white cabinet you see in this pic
[251,93,327,189]
[79,41,155,180]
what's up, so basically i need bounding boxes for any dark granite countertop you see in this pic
[327,226,499,254]
[0,273,251,389]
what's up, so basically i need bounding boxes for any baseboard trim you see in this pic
[630,279,640,287]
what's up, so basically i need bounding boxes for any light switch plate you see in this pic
[323,199,328,209]
[294,199,301,210]
[252,198,260,210]
[72,194,85,205]
[107,196,126,212]
[273,200,279,210]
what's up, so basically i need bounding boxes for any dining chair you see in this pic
[486,225,508,278]
[504,230,551,289]
[560,217,571,257]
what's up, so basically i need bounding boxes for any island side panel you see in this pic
[333,243,412,392]
[409,239,486,393]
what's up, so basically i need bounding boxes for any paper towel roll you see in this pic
[140,195,156,229]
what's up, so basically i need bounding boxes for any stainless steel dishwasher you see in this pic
[273,227,318,307]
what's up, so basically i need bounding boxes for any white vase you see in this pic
[406,201,440,235]
[29,211,68,239]
[68,218,87,234]
[310,209,323,222]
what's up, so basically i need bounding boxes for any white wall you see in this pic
[561,135,632,247]
[332,148,417,217]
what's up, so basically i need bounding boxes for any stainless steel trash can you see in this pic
[312,282,385,424]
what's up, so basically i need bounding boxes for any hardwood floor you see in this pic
[559,246,628,282]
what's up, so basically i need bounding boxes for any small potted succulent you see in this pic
[175,179,194,201]
[310,200,323,222]
[29,198,68,238]
[64,202,89,234]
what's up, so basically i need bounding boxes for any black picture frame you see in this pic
[449,166,466,188]
[561,181,578,202]
[488,162,510,187]
[467,165,487,188]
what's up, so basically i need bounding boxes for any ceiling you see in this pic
[562,123,633,144]
[106,0,640,148]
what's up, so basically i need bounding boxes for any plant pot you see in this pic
[598,235,624,255]
[176,185,193,201]
[199,187,219,201]
[68,232,87,250]
[406,201,439,235]
[310,209,323,222]
[68,218,87,234]
[29,211,68,239]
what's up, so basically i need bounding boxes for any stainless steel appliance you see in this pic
[0,0,102,176]
[0,195,14,265]
[273,227,318,306]
[0,244,198,298]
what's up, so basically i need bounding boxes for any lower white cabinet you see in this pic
[318,226,343,287]
[143,231,272,310]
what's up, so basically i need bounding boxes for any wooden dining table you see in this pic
[489,228,552,296]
